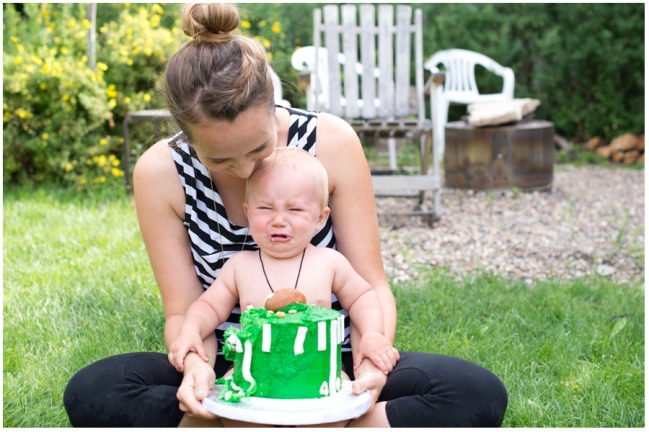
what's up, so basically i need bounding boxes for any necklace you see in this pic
[259,248,306,293]
[208,175,249,268]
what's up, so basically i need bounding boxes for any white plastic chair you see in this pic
[424,49,515,157]
[270,68,291,108]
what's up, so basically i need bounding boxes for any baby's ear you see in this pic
[316,206,331,230]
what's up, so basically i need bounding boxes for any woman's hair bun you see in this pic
[182,3,240,43]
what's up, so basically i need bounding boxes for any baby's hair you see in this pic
[163,3,275,141]
[245,147,330,210]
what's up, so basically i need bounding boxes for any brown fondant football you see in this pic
[264,288,307,311]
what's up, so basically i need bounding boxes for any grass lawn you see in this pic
[3,186,644,427]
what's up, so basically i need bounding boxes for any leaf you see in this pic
[609,317,628,340]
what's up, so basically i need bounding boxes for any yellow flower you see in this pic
[14,56,23,65]
[25,65,33,72]
[124,97,132,104]
[126,59,133,66]
[263,39,271,48]
[108,99,117,109]
[144,48,153,56]
[10,36,17,43]
[42,133,49,139]
[62,94,70,101]
[151,14,161,27]
[112,159,120,167]
[15,108,27,119]
[271,21,281,33]
[49,48,57,56]
[111,167,124,177]
[107,39,114,45]
[42,9,50,17]
[123,3,130,7]
[241,20,251,29]
[67,18,76,28]
[60,47,69,54]
[120,48,128,56]
[266,52,273,61]
[106,84,117,98]
[99,138,108,146]
[82,19,91,29]
[99,26,107,33]
[16,44,24,52]
[97,155,107,166]
[42,141,48,147]
[49,23,55,30]
[96,62,108,71]
[82,55,88,62]
[259,20,266,27]
[65,163,73,171]
[79,177,87,185]
[152,4,164,14]
[39,83,47,90]
[40,63,51,74]
[143,93,151,102]
[32,56,43,65]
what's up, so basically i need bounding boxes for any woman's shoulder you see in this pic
[133,138,185,214]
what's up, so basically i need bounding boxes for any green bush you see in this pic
[421,3,644,141]
[3,3,182,189]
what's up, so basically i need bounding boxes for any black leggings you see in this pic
[64,351,507,427]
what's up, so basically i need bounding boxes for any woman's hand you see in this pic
[351,357,388,411]
[176,353,219,420]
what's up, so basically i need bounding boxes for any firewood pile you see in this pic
[583,132,645,165]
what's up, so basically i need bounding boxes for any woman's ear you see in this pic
[243,203,249,217]
[315,206,331,230]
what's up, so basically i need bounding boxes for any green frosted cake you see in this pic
[218,302,344,402]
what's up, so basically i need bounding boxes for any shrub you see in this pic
[2,3,183,189]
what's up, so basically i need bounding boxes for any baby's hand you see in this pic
[354,332,400,374]
[168,328,209,373]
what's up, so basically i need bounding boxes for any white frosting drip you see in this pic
[294,326,308,355]
[262,324,272,352]
[242,340,256,393]
[329,320,338,396]
[227,334,243,353]
[317,321,327,351]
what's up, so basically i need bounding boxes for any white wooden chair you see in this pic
[424,49,515,158]
[306,4,441,223]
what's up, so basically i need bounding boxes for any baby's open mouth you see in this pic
[269,234,291,242]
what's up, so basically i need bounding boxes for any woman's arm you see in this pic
[315,114,396,343]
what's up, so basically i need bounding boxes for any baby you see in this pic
[168,146,399,376]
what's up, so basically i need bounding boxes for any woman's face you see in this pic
[188,105,278,179]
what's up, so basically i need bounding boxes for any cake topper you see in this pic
[264,288,307,311]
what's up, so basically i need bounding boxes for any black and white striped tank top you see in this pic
[169,106,351,353]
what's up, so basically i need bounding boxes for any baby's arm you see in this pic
[168,260,240,372]
[330,252,400,373]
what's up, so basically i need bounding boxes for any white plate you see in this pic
[202,380,371,425]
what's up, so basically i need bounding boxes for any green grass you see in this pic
[3,186,644,427]
[394,269,644,427]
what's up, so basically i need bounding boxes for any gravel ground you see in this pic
[376,165,645,285]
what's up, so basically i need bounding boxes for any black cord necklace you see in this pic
[259,248,306,293]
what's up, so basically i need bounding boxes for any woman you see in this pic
[64,3,507,427]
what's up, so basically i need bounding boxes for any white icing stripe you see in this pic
[294,326,308,355]
[262,324,272,352]
[227,334,243,353]
[242,340,256,393]
[329,320,337,396]
[338,316,344,344]
[318,321,327,351]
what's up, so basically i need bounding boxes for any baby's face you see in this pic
[244,166,328,258]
